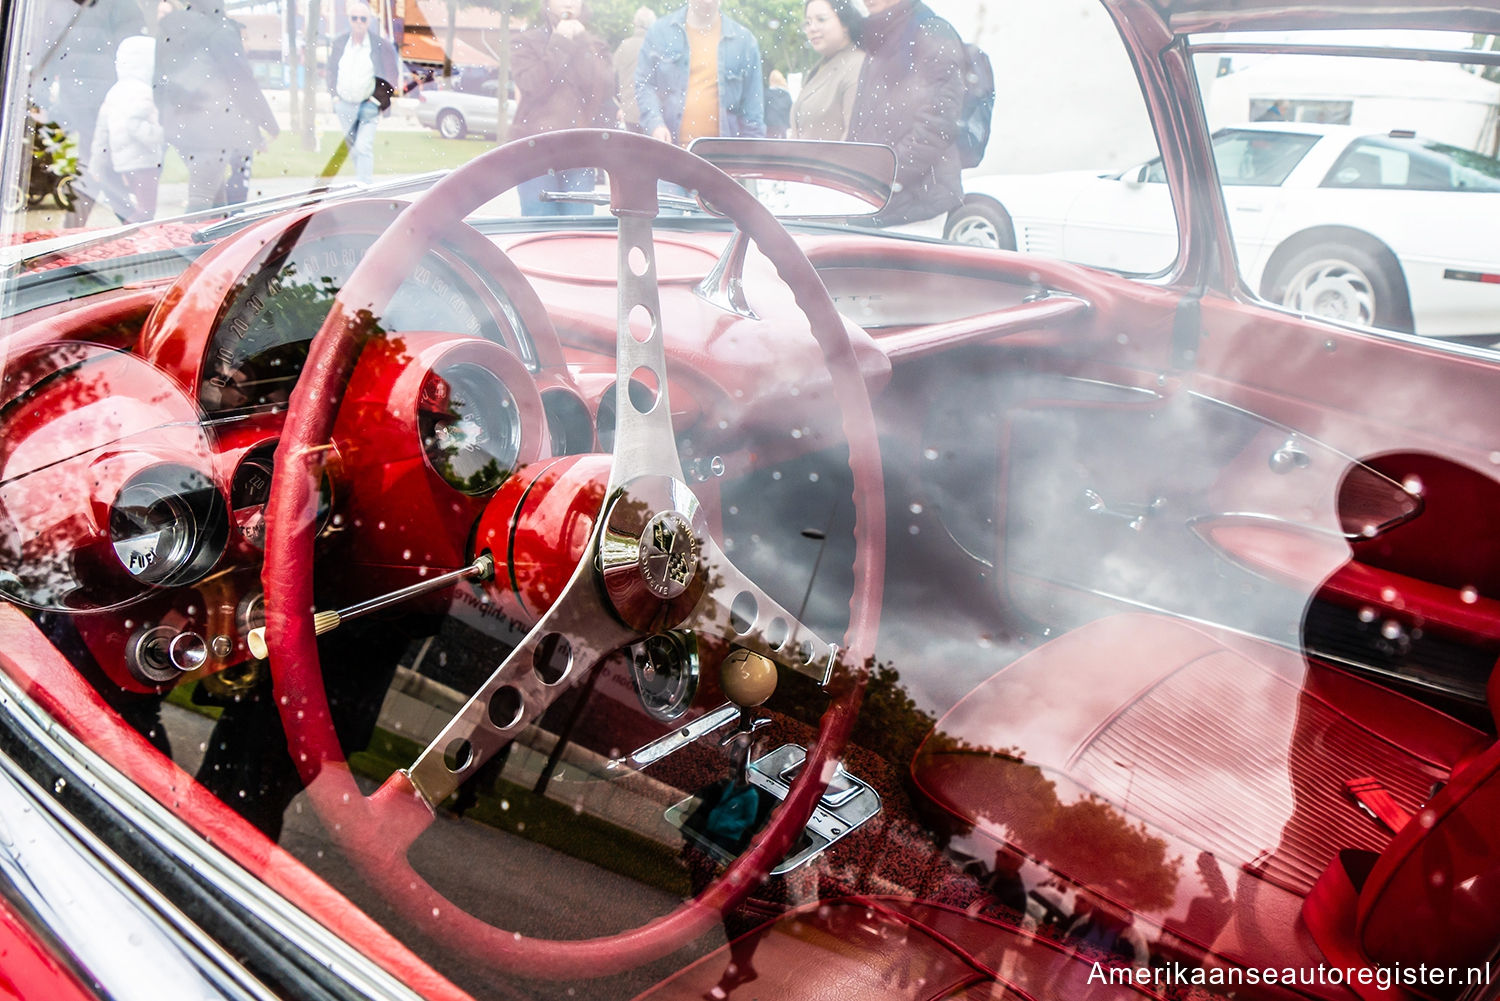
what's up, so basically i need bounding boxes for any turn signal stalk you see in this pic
[246,554,494,659]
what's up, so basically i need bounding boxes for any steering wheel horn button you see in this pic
[600,475,708,632]
[639,511,699,599]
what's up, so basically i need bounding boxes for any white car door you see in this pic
[1058,166,1177,274]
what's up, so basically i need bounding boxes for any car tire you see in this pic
[1265,241,1412,333]
[944,197,1017,251]
[436,109,466,141]
[52,174,77,212]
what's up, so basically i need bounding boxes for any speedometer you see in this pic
[200,232,496,414]
[153,200,539,417]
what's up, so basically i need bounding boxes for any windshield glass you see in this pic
[3,4,1500,1001]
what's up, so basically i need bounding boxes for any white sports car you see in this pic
[946,122,1500,338]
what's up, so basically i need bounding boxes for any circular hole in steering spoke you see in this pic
[533,633,572,686]
[730,591,758,634]
[628,245,651,278]
[628,304,657,344]
[798,639,818,666]
[628,367,661,414]
[766,617,789,649]
[488,685,524,729]
[443,739,474,773]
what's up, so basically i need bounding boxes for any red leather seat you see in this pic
[631,897,1153,1001]
[911,613,1495,997]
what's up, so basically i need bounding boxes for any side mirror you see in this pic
[1123,164,1150,188]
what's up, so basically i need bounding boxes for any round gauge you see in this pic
[110,482,194,582]
[629,631,700,722]
[201,233,496,414]
[230,443,335,548]
[108,464,227,586]
[541,389,595,456]
[230,453,274,548]
[418,363,523,495]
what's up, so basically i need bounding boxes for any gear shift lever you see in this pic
[719,648,777,787]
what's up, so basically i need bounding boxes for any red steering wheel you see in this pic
[261,129,886,979]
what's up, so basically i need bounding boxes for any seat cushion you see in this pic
[911,613,1488,971]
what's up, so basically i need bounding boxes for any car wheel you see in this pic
[52,174,77,212]
[944,197,1017,251]
[436,109,466,140]
[1266,242,1412,332]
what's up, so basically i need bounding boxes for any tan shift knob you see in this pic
[721,648,778,708]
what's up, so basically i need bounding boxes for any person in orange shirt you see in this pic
[635,0,765,145]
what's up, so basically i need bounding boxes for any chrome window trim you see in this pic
[0,666,430,1001]
[0,743,272,1001]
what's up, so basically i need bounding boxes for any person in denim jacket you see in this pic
[635,0,765,146]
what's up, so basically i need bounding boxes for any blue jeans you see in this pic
[334,98,379,184]
[517,168,596,216]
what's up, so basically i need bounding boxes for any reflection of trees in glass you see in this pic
[778,652,1182,912]
[443,456,502,494]
[923,734,1182,914]
[205,263,394,413]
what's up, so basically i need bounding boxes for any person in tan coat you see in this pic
[791,0,864,141]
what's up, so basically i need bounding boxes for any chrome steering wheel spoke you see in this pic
[689,534,839,686]
[403,548,635,808]
[608,194,684,491]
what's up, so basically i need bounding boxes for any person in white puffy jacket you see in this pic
[90,34,163,222]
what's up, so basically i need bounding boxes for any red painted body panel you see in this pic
[0,898,96,1001]
[475,454,610,622]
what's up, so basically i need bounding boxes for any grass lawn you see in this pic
[161,129,491,185]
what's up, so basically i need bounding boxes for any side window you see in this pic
[1196,33,1500,341]
[1211,130,1319,186]
[1249,98,1352,124]
[945,5,1176,274]
[1324,143,1401,187]
[1325,139,1500,192]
